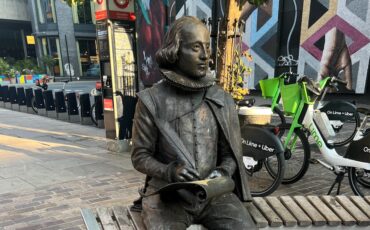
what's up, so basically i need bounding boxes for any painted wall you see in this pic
[136,0,168,87]
[136,0,370,94]
[298,0,370,94]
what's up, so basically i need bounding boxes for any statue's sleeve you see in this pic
[131,99,172,182]
[217,130,237,176]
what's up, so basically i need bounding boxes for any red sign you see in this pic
[97,0,103,4]
[104,99,114,111]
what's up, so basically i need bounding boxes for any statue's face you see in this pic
[176,23,210,79]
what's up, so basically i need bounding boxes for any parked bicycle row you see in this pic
[238,74,370,197]
[0,82,104,128]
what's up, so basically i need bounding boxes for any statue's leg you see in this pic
[198,193,257,230]
[142,193,191,230]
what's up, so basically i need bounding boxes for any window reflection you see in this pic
[37,0,56,24]
[73,1,94,24]
[41,37,62,76]
[77,40,99,77]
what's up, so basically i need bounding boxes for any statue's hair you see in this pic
[155,16,206,69]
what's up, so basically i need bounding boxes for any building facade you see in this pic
[27,0,99,79]
[0,0,34,61]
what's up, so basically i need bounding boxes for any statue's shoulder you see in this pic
[137,80,167,99]
[206,84,234,106]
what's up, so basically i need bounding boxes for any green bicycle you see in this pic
[259,74,359,184]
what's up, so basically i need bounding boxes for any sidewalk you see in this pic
[0,92,368,229]
[0,108,143,229]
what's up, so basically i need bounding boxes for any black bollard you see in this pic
[66,92,79,123]
[17,87,27,112]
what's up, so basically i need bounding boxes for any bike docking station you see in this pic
[8,86,18,111]
[43,90,57,119]
[3,86,12,109]
[33,88,46,116]
[79,93,93,126]
[93,0,137,152]
[66,92,80,123]
[93,94,104,129]
[0,85,8,108]
[16,87,27,113]
[54,90,68,121]
[25,88,36,114]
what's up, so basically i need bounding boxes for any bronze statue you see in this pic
[131,16,256,230]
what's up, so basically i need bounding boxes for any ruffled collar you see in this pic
[160,68,215,91]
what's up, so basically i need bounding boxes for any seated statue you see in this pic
[131,16,256,230]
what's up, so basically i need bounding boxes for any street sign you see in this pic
[95,0,134,21]
[26,36,35,45]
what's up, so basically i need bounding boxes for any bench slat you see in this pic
[365,196,370,205]
[350,196,370,218]
[293,196,326,226]
[97,207,118,230]
[80,208,101,230]
[253,197,282,227]
[307,196,341,226]
[244,202,268,228]
[336,196,370,226]
[280,196,311,226]
[321,195,356,226]
[265,196,297,227]
[112,206,133,230]
[128,208,146,230]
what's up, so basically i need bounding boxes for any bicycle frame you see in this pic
[284,79,370,171]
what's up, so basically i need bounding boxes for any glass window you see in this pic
[37,0,56,24]
[77,40,99,77]
[72,2,94,24]
[41,37,62,76]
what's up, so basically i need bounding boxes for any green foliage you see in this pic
[41,55,56,69]
[14,58,38,74]
[0,58,10,75]
[6,68,18,78]
[229,50,253,101]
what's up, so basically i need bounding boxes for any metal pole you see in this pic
[65,34,72,81]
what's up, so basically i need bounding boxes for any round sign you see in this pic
[114,0,129,9]
[97,0,103,4]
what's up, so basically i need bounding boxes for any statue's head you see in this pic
[156,16,211,80]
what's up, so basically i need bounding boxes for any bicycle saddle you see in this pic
[237,98,255,107]
[299,76,321,96]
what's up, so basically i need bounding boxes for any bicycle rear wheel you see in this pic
[244,152,285,197]
[348,167,370,196]
[319,101,360,147]
[31,97,38,114]
[266,128,311,184]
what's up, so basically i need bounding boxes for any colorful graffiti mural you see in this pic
[136,0,168,87]
[298,0,370,94]
[0,74,48,84]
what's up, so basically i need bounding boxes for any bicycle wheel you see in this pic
[266,128,311,184]
[319,102,360,147]
[348,167,370,196]
[31,97,38,114]
[244,152,285,197]
[260,104,286,138]
[90,103,98,126]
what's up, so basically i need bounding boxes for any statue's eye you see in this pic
[193,44,201,50]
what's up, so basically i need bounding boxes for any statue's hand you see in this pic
[171,164,200,182]
[206,168,228,179]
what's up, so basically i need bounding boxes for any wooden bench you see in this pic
[80,195,370,229]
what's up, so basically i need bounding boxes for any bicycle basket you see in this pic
[281,83,301,115]
[259,78,279,98]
